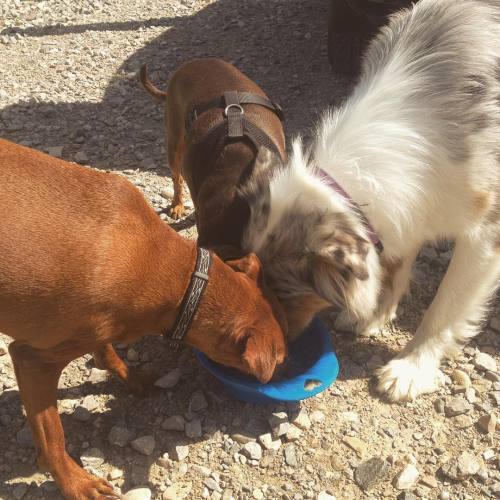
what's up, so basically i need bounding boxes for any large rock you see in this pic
[444,397,472,417]
[442,452,480,481]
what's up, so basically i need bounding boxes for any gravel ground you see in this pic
[1,1,499,499]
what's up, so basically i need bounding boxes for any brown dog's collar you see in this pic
[163,246,211,349]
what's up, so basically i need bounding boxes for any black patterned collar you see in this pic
[163,246,211,349]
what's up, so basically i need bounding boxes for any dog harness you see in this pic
[317,168,384,253]
[185,90,285,161]
[163,246,211,350]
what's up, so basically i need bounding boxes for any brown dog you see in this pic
[0,139,286,499]
[140,58,285,255]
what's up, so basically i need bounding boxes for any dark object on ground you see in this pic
[327,0,414,76]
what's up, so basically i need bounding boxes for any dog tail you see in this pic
[140,65,167,101]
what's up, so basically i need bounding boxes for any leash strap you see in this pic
[317,168,384,253]
[163,247,211,350]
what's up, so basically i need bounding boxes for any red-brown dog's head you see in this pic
[186,252,288,383]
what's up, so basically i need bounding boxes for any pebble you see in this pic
[242,442,262,461]
[253,488,264,500]
[451,369,471,388]
[231,431,256,444]
[310,410,325,424]
[285,425,302,441]
[162,415,185,432]
[108,468,124,480]
[483,449,495,461]
[154,368,181,389]
[292,409,312,429]
[451,414,473,429]
[354,457,390,491]
[204,478,221,492]
[163,483,192,499]
[73,405,91,422]
[126,347,139,362]
[317,492,336,500]
[80,447,105,468]
[122,487,152,500]
[284,443,298,467]
[89,368,108,384]
[108,425,135,447]
[474,352,497,372]
[131,435,155,455]
[268,412,289,438]
[0,339,7,355]
[394,464,419,490]
[82,395,99,412]
[434,399,445,414]
[189,390,208,413]
[258,432,281,451]
[420,475,438,489]
[171,445,189,461]
[342,436,367,457]
[185,418,202,438]
[444,396,471,417]
[441,451,480,481]
[478,413,497,434]
[16,427,34,448]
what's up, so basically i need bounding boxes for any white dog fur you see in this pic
[242,0,500,401]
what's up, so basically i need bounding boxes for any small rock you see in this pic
[284,443,298,467]
[82,395,99,412]
[253,488,264,500]
[80,448,105,468]
[74,151,88,163]
[258,432,281,451]
[434,399,445,414]
[127,347,139,362]
[231,431,255,444]
[16,427,34,448]
[490,391,500,407]
[268,412,289,438]
[123,487,152,500]
[420,475,438,489]
[171,445,189,461]
[342,436,367,457]
[354,457,390,491]
[108,426,134,447]
[189,390,208,413]
[204,478,222,492]
[474,352,497,372]
[452,414,473,429]
[89,368,108,384]
[73,405,91,422]
[292,409,311,429]
[46,146,64,157]
[163,482,192,499]
[242,442,262,461]
[444,396,471,417]
[0,339,7,355]
[162,415,185,432]
[108,468,124,480]
[317,492,336,500]
[154,368,181,389]
[13,483,28,499]
[465,387,476,403]
[160,187,175,200]
[478,413,497,434]
[285,425,302,441]
[439,491,451,500]
[441,451,480,481]
[131,435,155,456]
[310,410,325,423]
[185,419,202,438]
[395,464,419,490]
[451,369,471,388]
[483,449,495,461]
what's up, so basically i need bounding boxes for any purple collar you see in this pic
[317,168,383,253]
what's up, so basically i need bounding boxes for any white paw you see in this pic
[376,356,444,402]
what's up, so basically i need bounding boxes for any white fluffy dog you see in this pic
[242,0,500,401]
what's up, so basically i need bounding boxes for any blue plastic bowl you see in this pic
[194,317,339,404]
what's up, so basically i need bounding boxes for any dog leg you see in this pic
[93,343,154,396]
[168,136,187,220]
[360,248,420,335]
[377,234,500,401]
[9,341,118,499]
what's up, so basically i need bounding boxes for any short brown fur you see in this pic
[0,139,286,499]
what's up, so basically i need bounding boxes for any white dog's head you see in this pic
[241,143,382,339]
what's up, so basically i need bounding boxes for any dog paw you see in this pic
[375,356,444,402]
[169,203,185,220]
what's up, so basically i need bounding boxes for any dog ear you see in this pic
[242,333,277,383]
[226,252,262,282]
[309,233,371,302]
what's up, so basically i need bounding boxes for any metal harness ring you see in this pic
[224,103,244,117]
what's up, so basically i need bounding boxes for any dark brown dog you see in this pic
[140,58,285,254]
[0,139,286,499]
